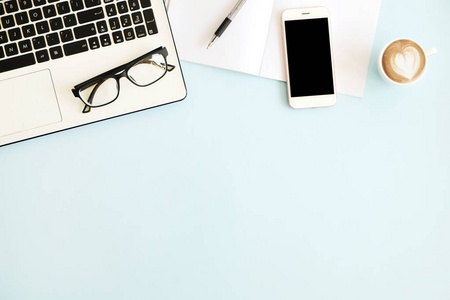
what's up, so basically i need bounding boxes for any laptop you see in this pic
[0,0,187,147]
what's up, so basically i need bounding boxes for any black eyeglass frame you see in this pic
[72,46,175,113]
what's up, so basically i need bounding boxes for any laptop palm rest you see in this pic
[0,69,62,137]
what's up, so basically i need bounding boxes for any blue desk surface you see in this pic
[1,0,449,299]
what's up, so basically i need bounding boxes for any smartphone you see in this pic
[282,7,337,109]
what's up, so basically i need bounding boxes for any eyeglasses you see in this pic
[72,46,175,113]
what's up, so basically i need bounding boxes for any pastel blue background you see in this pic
[1,0,449,299]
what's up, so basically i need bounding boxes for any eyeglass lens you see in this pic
[79,53,167,108]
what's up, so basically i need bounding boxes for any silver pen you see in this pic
[207,0,248,49]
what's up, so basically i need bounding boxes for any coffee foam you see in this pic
[382,40,426,84]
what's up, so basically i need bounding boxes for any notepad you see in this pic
[168,0,381,97]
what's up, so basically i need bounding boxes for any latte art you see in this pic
[382,40,426,84]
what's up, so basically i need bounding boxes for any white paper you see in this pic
[168,0,274,76]
[168,0,381,98]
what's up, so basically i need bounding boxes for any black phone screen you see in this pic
[284,18,335,97]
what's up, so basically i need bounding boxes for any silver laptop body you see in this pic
[0,0,186,146]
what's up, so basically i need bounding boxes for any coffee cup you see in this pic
[378,38,437,85]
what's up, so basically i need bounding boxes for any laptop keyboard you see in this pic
[0,0,158,74]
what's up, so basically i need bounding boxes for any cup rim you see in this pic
[378,38,427,86]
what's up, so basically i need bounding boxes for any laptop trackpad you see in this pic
[0,69,62,137]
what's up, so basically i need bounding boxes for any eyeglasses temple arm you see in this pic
[167,64,175,72]
[82,104,91,113]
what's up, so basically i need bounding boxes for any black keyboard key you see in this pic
[33,0,47,7]
[1,15,16,29]
[128,0,139,11]
[49,45,63,59]
[56,1,70,14]
[105,4,116,16]
[99,33,110,46]
[49,17,63,30]
[18,39,32,52]
[35,49,49,62]
[5,1,19,13]
[146,21,157,35]
[120,14,131,27]
[135,24,146,38]
[104,0,114,3]
[32,36,46,49]
[84,0,100,8]
[0,53,36,73]
[0,47,4,59]
[143,9,157,35]
[88,36,99,49]
[77,7,104,24]
[96,20,107,33]
[116,1,128,14]
[70,0,84,11]
[60,29,73,42]
[5,43,19,56]
[0,4,5,16]
[63,14,77,27]
[131,11,143,24]
[46,32,59,45]
[43,5,57,18]
[111,30,123,43]
[36,20,50,34]
[29,8,43,22]
[22,24,36,37]
[63,39,88,56]
[15,12,29,26]
[48,0,60,3]
[140,0,150,8]
[109,17,119,30]
[0,31,8,44]
[123,28,134,41]
[18,0,33,9]
[8,28,22,41]
[73,23,96,39]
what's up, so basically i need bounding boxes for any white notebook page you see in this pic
[168,0,275,76]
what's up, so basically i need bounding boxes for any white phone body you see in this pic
[282,7,337,109]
